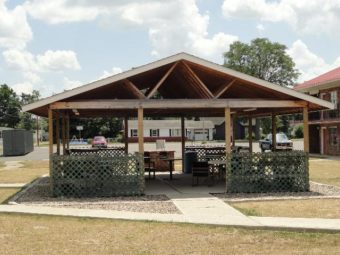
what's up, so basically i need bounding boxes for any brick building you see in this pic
[295,67,340,155]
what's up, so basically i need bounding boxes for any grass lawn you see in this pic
[0,188,20,203]
[231,199,340,218]
[309,159,340,187]
[0,160,49,184]
[0,214,339,255]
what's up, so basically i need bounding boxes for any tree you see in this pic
[223,38,299,136]
[224,38,299,87]
[70,117,122,140]
[0,84,21,128]
[18,90,41,131]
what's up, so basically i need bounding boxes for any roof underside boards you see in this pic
[23,52,334,118]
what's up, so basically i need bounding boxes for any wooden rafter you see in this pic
[214,79,236,99]
[122,79,145,99]
[181,61,214,98]
[146,62,179,99]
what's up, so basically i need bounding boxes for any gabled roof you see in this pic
[295,67,340,92]
[23,52,334,117]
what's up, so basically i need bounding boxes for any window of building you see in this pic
[329,127,338,147]
[170,129,181,137]
[331,91,338,108]
[130,129,138,137]
[150,129,159,137]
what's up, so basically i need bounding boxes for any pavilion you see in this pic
[23,52,334,197]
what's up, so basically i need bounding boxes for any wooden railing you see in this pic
[309,104,340,122]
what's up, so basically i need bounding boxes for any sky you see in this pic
[1,0,340,97]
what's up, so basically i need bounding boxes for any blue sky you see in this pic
[1,0,340,97]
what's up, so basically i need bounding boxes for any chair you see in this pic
[144,152,156,179]
[192,161,212,186]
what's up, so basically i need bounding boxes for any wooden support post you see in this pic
[66,113,70,150]
[303,106,309,153]
[124,116,129,154]
[272,113,276,152]
[248,116,253,153]
[232,114,236,147]
[55,111,60,155]
[62,112,66,155]
[225,107,231,154]
[48,108,54,155]
[181,116,185,172]
[138,107,144,154]
[36,116,39,147]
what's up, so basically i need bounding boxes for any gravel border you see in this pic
[10,177,181,215]
[212,181,340,202]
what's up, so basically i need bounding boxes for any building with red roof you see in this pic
[295,67,340,155]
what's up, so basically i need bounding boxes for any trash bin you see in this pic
[184,151,197,174]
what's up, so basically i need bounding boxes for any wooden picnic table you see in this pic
[160,157,182,180]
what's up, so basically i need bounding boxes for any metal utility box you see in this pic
[2,129,34,156]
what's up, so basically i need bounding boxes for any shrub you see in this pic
[294,125,304,138]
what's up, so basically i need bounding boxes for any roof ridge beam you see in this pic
[214,79,236,99]
[146,62,179,99]
[123,79,146,99]
[181,61,214,99]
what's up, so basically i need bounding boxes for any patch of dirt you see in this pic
[13,177,181,214]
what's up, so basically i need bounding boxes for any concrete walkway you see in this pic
[1,202,340,232]
[168,193,257,226]
[0,183,26,188]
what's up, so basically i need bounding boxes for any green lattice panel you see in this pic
[51,153,144,197]
[225,151,309,193]
[185,146,226,161]
[69,147,125,157]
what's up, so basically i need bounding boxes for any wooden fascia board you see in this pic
[50,99,307,110]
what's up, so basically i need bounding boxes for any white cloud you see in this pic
[2,49,38,71]
[37,50,81,71]
[10,81,34,94]
[99,67,123,79]
[63,77,82,90]
[3,48,81,95]
[0,0,32,49]
[24,0,102,24]
[23,71,42,84]
[222,0,340,36]
[287,40,340,82]
[119,0,238,60]
[24,0,238,61]
[256,24,265,32]
[3,49,81,72]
